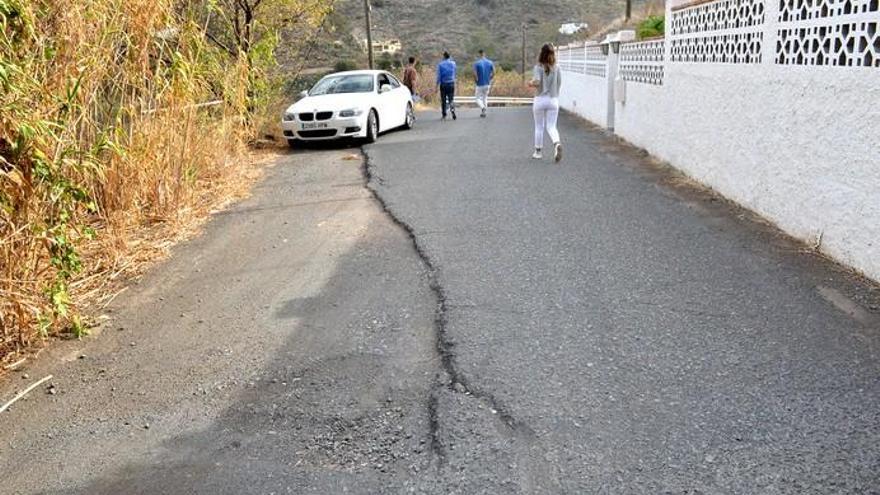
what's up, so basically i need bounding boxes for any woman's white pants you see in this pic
[533,96,560,150]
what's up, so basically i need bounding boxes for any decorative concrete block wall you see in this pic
[559,0,880,282]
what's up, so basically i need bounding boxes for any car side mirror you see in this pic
[379,84,392,94]
[298,90,309,99]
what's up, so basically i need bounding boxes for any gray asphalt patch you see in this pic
[2,108,879,494]
[365,107,880,493]
[0,149,439,494]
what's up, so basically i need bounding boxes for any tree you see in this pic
[377,52,393,71]
[204,0,332,60]
[465,26,499,60]
[200,0,333,111]
[334,59,359,72]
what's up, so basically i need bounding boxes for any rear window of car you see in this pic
[310,75,375,95]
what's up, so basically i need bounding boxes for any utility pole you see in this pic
[625,0,632,22]
[364,0,374,69]
[521,22,526,82]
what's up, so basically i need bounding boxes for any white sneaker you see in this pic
[554,143,563,163]
[531,150,543,160]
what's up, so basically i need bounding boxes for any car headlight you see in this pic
[283,111,296,122]
[339,108,364,118]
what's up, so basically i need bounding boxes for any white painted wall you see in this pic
[558,72,609,128]
[617,64,880,282]
[560,0,880,282]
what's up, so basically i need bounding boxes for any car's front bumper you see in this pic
[281,115,368,141]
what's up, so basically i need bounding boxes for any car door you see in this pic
[387,73,410,126]
[376,73,396,131]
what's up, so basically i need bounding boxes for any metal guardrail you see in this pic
[452,96,533,106]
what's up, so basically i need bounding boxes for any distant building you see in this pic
[363,39,402,54]
[559,23,589,35]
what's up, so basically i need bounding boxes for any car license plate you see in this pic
[301,123,328,130]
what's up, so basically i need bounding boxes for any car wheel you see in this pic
[365,110,378,143]
[287,139,297,148]
[403,103,414,130]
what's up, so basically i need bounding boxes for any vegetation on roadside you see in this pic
[590,0,666,42]
[636,15,665,39]
[453,68,533,102]
[400,65,532,107]
[0,0,329,364]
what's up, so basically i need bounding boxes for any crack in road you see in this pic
[361,149,535,467]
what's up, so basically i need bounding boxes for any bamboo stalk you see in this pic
[3,358,27,370]
[0,375,54,414]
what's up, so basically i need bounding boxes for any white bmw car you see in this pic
[282,70,414,146]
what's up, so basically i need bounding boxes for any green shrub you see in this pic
[637,15,665,39]
[334,59,359,72]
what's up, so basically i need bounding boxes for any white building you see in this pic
[559,22,589,35]
[363,39,402,55]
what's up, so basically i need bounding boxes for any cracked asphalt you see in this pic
[1,107,879,494]
[364,108,880,493]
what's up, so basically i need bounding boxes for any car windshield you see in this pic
[310,74,374,95]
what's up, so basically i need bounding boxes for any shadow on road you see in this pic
[60,230,436,495]
[50,152,439,495]
[286,138,363,153]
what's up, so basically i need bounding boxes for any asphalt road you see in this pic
[1,107,879,494]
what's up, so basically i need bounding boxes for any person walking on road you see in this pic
[402,56,418,100]
[473,49,495,118]
[436,51,457,121]
[528,44,563,162]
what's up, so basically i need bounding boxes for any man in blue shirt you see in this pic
[436,51,457,120]
[473,50,495,118]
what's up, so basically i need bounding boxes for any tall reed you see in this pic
[0,0,277,362]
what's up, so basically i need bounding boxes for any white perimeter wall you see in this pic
[616,64,880,282]
[558,72,608,128]
[561,0,880,281]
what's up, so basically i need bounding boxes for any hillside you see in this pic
[331,0,656,69]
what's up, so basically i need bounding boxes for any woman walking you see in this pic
[529,44,563,162]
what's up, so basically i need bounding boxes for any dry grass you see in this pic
[408,65,534,106]
[0,0,294,366]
